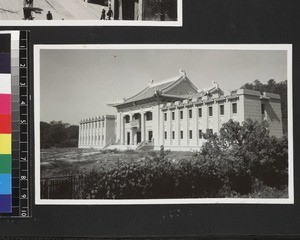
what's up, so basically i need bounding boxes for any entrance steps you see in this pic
[105,145,138,151]
[136,141,154,151]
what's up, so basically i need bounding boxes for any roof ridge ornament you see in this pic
[148,79,155,86]
[179,69,186,78]
[212,81,219,89]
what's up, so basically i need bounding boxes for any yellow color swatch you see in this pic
[0,134,11,154]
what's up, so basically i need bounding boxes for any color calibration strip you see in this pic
[0,31,30,217]
[0,33,12,214]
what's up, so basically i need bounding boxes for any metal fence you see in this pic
[41,175,86,199]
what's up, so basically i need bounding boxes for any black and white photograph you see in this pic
[34,44,293,205]
[0,0,181,26]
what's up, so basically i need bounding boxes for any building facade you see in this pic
[88,0,177,21]
[78,70,283,151]
[78,115,116,148]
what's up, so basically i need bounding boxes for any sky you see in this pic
[40,48,287,125]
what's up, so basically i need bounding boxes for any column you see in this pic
[78,123,81,147]
[168,110,172,146]
[86,123,88,146]
[203,105,208,133]
[103,119,106,145]
[193,105,198,146]
[130,114,134,145]
[159,108,165,146]
[141,112,145,142]
[83,123,85,146]
[118,0,123,20]
[110,0,115,14]
[120,114,124,145]
[97,120,100,146]
[138,0,143,20]
[100,119,103,146]
[176,108,180,146]
[184,108,189,146]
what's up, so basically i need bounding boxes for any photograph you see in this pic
[0,0,181,26]
[34,44,293,204]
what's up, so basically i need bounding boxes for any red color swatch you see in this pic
[0,114,11,133]
[0,94,11,114]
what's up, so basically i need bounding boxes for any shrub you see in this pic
[76,119,288,199]
[201,119,288,190]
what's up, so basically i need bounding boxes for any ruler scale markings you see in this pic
[0,31,30,218]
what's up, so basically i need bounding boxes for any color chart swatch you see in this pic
[0,33,12,213]
[0,31,30,218]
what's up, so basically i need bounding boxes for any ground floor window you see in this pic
[180,131,183,139]
[148,130,153,142]
[189,130,193,139]
[172,131,175,139]
[199,129,202,139]
[164,131,167,140]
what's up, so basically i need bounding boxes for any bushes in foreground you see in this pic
[78,119,288,199]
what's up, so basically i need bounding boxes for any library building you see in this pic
[78,70,283,151]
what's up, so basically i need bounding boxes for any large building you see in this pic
[78,70,283,151]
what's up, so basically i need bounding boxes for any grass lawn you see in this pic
[41,147,195,179]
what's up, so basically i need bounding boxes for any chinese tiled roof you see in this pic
[111,71,198,107]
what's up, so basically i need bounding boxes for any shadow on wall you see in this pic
[266,101,280,123]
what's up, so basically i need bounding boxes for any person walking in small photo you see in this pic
[46,11,53,20]
[100,7,106,20]
[107,6,113,20]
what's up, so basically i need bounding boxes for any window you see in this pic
[189,109,192,118]
[172,131,175,139]
[146,112,153,121]
[164,131,167,139]
[220,105,224,115]
[189,130,193,139]
[198,108,202,117]
[125,115,130,123]
[148,131,153,141]
[261,103,265,114]
[180,131,183,139]
[232,103,237,114]
[164,112,167,121]
[172,112,175,120]
[180,110,183,119]
[209,106,213,116]
[199,130,202,139]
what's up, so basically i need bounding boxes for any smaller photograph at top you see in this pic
[0,0,182,26]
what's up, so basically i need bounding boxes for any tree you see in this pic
[40,121,79,149]
[201,119,288,189]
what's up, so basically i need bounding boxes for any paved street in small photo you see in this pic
[0,0,107,20]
